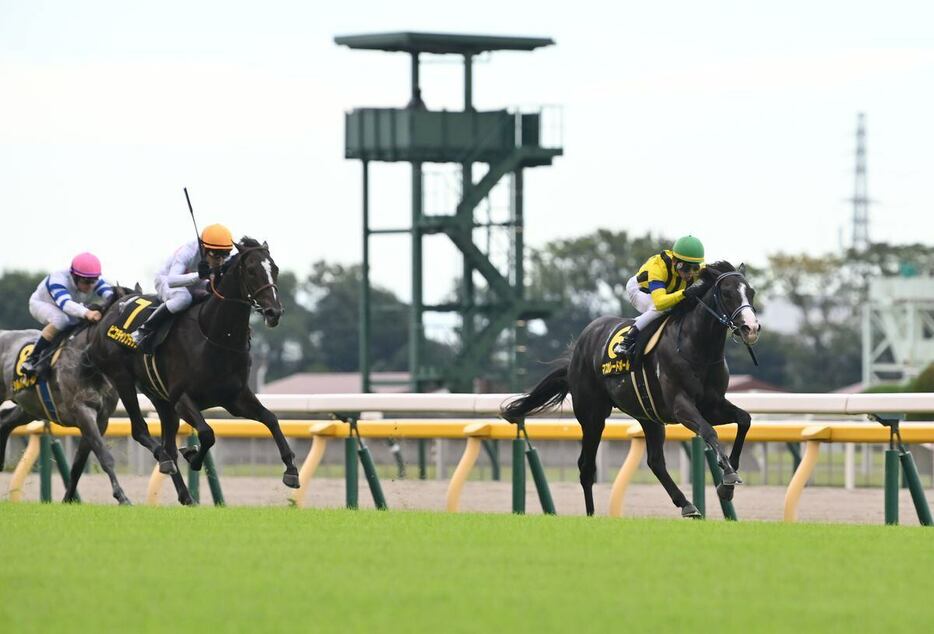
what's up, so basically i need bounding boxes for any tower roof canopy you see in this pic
[334,31,554,55]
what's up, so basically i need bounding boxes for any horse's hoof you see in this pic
[681,503,702,518]
[721,471,743,486]
[716,483,735,501]
[283,472,300,489]
[179,495,195,506]
[159,459,177,475]
[180,447,198,464]
[62,495,79,504]
[118,497,132,506]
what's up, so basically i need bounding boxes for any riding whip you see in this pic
[184,187,203,258]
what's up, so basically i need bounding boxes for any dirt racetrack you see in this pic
[2,472,932,525]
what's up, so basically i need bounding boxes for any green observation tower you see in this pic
[336,32,562,393]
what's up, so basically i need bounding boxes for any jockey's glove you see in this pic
[683,282,708,300]
[198,260,212,279]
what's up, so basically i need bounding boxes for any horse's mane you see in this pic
[699,261,735,282]
[237,236,263,249]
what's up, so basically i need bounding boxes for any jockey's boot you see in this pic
[618,325,640,361]
[20,336,52,377]
[131,304,172,354]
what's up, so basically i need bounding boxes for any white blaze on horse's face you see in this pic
[261,259,278,302]
[738,283,760,344]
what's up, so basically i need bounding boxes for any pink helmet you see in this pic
[70,252,102,279]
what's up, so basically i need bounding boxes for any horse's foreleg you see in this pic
[153,400,193,506]
[72,404,130,505]
[225,389,298,488]
[173,393,214,473]
[640,420,698,517]
[673,394,741,485]
[0,405,34,471]
[703,400,752,501]
[117,380,174,474]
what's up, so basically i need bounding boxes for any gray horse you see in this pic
[0,292,132,504]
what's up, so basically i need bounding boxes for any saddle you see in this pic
[105,294,178,352]
[600,316,670,377]
[11,333,70,392]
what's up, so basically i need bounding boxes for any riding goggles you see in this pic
[205,249,231,259]
[674,260,700,272]
[74,275,99,284]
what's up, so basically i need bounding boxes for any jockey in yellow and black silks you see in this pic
[616,235,707,360]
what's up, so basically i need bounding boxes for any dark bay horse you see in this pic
[85,237,298,505]
[502,262,761,518]
[0,286,135,503]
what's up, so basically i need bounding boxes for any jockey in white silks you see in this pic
[21,252,114,376]
[131,223,235,353]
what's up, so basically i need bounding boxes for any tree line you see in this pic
[2,232,932,392]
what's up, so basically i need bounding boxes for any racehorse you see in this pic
[85,237,298,505]
[501,261,761,517]
[0,286,135,504]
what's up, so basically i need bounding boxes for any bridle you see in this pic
[208,245,279,314]
[693,271,760,366]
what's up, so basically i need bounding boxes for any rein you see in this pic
[682,271,760,367]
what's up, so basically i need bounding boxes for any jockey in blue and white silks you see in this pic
[21,252,113,375]
[131,223,235,353]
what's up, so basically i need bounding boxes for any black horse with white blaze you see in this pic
[502,261,761,517]
[85,237,299,505]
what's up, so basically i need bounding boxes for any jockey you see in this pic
[21,252,114,376]
[616,235,708,360]
[132,223,235,353]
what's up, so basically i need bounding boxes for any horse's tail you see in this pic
[500,364,570,424]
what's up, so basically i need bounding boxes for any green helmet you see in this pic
[672,235,704,263]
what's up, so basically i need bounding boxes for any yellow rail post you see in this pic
[609,424,646,517]
[8,421,44,502]
[783,425,830,522]
[446,423,491,512]
[290,422,340,508]
[146,465,166,505]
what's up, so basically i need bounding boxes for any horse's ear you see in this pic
[738,263,746,276]
[262,241,268,249]
[134,282,143,294]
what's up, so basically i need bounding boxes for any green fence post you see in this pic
[483,439,501,481]
[691,436,705,518]
[345,423,359,509]
[358,441,387,510]
[525,443,555,515]
[186,434,200,505]
[512,432,526,514]
[202,450,225,506]
[50,438,79,502]
[899,450,933,526]
[884,449,900,525]
[704,446,737,521]
[418,439,427,480]
[786,442,802,473]
[39,430,52,503]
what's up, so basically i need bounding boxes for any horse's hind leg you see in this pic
[63,438,91,502]
[152,399,193,506]
[640,420,698,518]
[572,386,611,517]
[225,389,299,488]
[0,405,35,471]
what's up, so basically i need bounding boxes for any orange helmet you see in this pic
[201,224,234,251]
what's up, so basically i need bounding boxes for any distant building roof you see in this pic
[262,372,412,394]
[727,375,788,393]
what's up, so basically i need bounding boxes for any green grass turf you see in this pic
[1,504,931,633]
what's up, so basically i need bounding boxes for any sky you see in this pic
[2,0,933,313]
